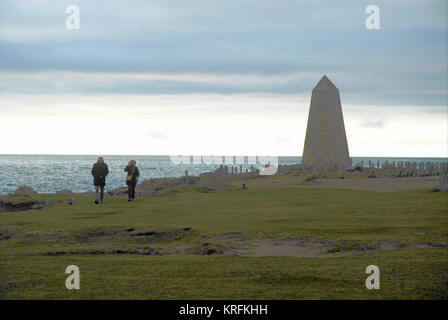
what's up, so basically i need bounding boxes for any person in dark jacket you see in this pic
[91,156,109,204]
[124,160,140,201]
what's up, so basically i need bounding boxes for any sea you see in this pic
[0,155,446,195]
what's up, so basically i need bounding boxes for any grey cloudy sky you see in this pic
[0,0,446,156]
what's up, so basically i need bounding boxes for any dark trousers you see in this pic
[95,185,104,202]
[128,182,136,200]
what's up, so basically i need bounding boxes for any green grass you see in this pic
[1,249,446,299]
[1,186,447,299]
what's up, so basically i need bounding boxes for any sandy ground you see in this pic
[233,238,446,257]
[233,176,439,192]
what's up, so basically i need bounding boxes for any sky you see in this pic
[0,0,447,157]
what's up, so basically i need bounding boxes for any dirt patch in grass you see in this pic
[74,227,193,243]
[43,247,169,256]
[0,227,195,248]
[192,235,448,258]
[5,227,446,258]
[38,238,447,258]
[0,200,47,212]
[0,227,20,241]
[187,242,228,255]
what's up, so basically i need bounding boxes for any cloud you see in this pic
[360,119,386,128]
[0,71,446,107]
[0,0,446,156]
[0,93,445,156]
[0,0,446,106]
[148,130,170,140]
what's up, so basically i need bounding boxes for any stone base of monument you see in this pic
[337,166,346,179]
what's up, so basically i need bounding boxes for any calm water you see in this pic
[0,155,446,194]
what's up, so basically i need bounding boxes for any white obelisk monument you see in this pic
[302,75,351,169]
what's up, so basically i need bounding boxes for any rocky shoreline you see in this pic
[2,160,448,200]
[0,167,232,200]
[1,164,262,199]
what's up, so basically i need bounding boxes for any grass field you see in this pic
[1,183,447,299]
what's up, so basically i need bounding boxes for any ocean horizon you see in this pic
[0,154,447,195]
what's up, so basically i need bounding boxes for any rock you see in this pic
[30,203,44,210]
[199,171,229,191]
[0,200,45,212]
[189,243,225,255]
[13,185,37,196]
[56,189,73,195]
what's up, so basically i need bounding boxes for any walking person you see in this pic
[91,156,109,204]
[124,160,140,201]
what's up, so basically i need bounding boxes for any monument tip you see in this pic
[313,75,338,91]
